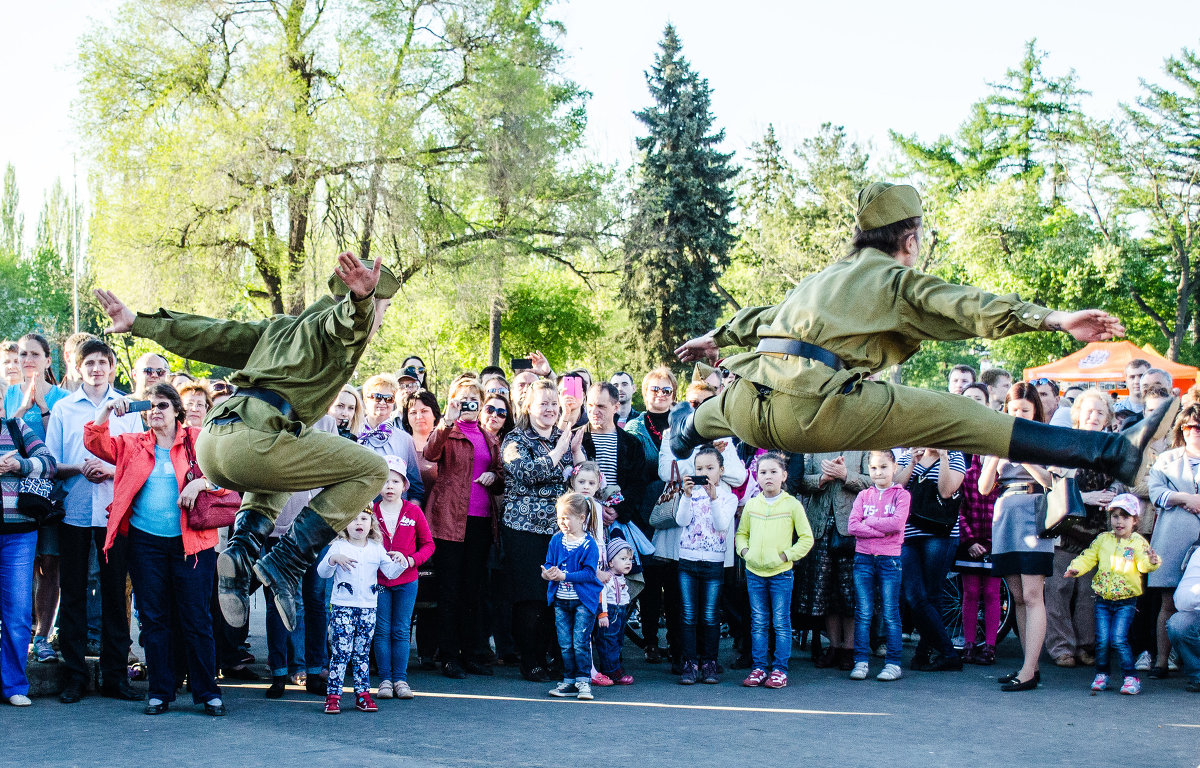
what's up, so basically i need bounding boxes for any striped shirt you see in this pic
[899,450,966,539]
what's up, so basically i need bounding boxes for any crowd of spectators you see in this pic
[2,333,1200,711]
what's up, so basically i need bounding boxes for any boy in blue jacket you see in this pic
[542,493,602,700]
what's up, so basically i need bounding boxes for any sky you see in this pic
[1,0,1198,235]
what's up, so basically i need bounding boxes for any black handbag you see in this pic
[4,418,63,525]
[1036,469,1086,539]
[906,471,962,536]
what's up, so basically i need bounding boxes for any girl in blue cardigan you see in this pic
[541,493,602,700]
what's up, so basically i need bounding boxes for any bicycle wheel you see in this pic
[945,567,1017,649]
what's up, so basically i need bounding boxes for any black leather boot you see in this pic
[253,507,336,632]
[668,403,703,458]
[1006,396,1176,485]
[216,510,274,627]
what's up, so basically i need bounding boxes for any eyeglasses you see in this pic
[1183,424,1200,434]
[367,393,395,403]
[147,401,172,411]
[1028,378,1054,387]
[487,387,509,397]
[141,368,168,377]
[649,385,673,395]
[485,405,508,418]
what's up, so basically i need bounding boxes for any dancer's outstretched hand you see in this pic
[674,331,719,365]
[1049,309,1126,342]
[94,289,136,334]
[335,251,381,298]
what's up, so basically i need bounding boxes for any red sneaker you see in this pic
[764,670,788,689]
[356,693,378,712]
[615,674,635,685]
[742,668,768,687]
[590,671,615,687]
[324,694,341,714]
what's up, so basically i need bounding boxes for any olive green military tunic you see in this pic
[129,293,387,529]
[694,248,1055,456]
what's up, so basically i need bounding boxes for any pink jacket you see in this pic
[847,484,910,556]
[374,500,435,586]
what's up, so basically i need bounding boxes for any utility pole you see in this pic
[71,156,80,333]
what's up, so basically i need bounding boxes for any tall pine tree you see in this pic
[620,25,737,369]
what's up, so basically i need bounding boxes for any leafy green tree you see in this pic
[620,25,737,370]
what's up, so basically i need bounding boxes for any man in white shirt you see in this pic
[1168,548,1200,693]
[45,339,145,703]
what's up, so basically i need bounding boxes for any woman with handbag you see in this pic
[0,414,56,706]
[979,382,1055,692]
[84,382,229,716]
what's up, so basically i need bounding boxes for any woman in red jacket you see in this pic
[85,382,228,716]
[422,373,502,678]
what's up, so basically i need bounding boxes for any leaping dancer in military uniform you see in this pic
[94,252,398,632]
[670,182,1174,484]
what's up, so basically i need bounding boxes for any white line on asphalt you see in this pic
[225,683,888,715]
[1165,723,1200,728]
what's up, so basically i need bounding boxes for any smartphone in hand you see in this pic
[127,400,153,413]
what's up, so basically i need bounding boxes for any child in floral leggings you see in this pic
[316,509,404,713]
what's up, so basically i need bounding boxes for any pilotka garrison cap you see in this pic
[855,182,923,231]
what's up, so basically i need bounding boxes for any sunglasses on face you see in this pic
[487,387,509,397]
[1183,424,1200,434]
[485,405,508,418]
[147,401,172,411]
[141,367,168,377]
[649,385,673,395]
[210,383,231,395]
[1028,378,1053,387]
[367,393,395,403]
[719,367,732,378]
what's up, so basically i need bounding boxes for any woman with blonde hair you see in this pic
[358,373,424,503]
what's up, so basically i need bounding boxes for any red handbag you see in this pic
[182,429,241,531]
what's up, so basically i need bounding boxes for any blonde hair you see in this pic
[1070,390,1114,430]
[336,384,366,436]
[339,508,382,542]
[570,461,604,499]
[516,380,559,429]
[642,366,678,398]
[364,373,400,395]
[448,373,482,402]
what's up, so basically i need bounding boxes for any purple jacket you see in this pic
[848,484,910,556]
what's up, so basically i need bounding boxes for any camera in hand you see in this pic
[688,475,708,484]
[461,401,480,412]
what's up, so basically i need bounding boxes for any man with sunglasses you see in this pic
[132,354,170,400]
[670,181,1173,489]
[94,253,398,634]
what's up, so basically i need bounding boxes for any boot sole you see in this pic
[253,561,298,632]
[216,553,250,627]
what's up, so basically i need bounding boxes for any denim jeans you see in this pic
[678,558,724,664]
[854,553,903,665]
[0,531,37,697]
[593,603,628,676]
[126,527,220,703]
[746,569,793,672]
[374,580,419,682]
[552,597,595,682]
[1094,597,1137,677]
[900,535,959,658]
[264,537,307,677]
[1167,610,1200,684]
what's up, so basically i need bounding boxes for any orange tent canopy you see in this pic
[1023,341,1196,390]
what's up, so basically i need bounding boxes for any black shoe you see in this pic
[253,507,336,632]
[101,682,145,701]
[997,669,1041,684]
[222,665,260,681]
[143,700,169,715]
[461,660,494,676]
[1000,675,1038,692]
[837,648,856,671]
[730,653,752,670]
[668,403,702,458]
[925,653,964,672]
[204,700,226,717]
[306,676,328,696]
[1148,666,1169,679]
[644,646,663,664]
[217,510,273,628]
[1186,680,1200,693]
[59,684,83,704]
[265,675,288,699]
[442,661,468,679]
[521,666,551,683]
[814,647,838,669]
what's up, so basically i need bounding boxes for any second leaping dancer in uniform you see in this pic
[670,182,1175,485]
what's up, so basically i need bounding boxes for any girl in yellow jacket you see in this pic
[735,452,814,689]
[1065,493,1161,695]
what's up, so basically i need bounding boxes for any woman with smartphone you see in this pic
[422,374,503,678]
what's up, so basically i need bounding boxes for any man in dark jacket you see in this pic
[581,382,646,526]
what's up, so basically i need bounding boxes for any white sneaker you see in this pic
[1168,650,1179,672]
[876,664,903,682]
[7,694,31,707]
[850,662,869,680]
[394,681,414,699]
[1134,651,1152,671]
[575,681,594,700]
[376,680,393,699]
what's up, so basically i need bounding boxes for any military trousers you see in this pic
[195,420,387,532]
[694,376,1016,456]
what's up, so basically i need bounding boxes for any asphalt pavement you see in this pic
[4,604,1198,768]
